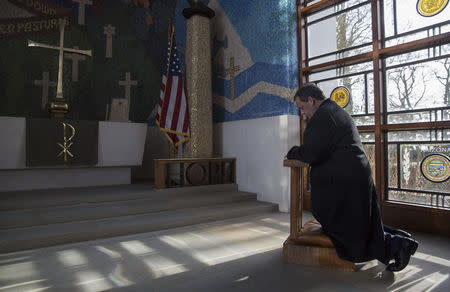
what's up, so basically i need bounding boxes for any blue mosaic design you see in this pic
[212,63,299,98]
[213,93,298,123]
[174,0,299,123]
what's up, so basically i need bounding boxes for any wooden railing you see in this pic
[154,158,236,189]
[283,159,309,238]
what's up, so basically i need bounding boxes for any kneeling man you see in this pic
[287,83,418,272]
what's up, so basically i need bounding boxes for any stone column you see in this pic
[183,2,215,158]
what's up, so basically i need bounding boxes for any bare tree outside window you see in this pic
[335,1,372,113]
[433,58,450,106]
[387,64,427,111]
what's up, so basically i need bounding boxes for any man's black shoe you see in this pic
[384,225,412,238]
[387,238,418,272]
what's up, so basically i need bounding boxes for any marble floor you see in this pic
[0,212,449,292]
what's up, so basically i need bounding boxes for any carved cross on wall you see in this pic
[118,72,138,105]
[34,71,57,109]
[103,24,116,58]
[64,46,86,82]
[225,57,240,100]
[72,0,92,25]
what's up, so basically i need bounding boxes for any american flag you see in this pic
[156,27,190,149]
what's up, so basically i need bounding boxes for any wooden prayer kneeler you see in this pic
[283,159,355,271]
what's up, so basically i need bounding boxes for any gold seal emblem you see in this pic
[330,86,350,108]
[420,154,450,183]
[417,0,449,17]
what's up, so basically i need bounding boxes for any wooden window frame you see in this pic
[297,0,450,235]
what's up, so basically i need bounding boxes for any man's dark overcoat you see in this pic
[287,98,386,263]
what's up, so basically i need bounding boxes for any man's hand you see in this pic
[287,146,300,160]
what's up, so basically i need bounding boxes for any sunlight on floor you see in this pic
[384,252,450,292]
[0,214,448,292]
[0,279,48,291]
[158,220,288,266]
[0,256,30,265]
[106,264,134,287]
[142,253,189,278]
[120,240,154,255]
[390,271,449,292]
[57,249,88,267]
[357,260,379,271]
[261,217,290,227]
[235,275,249,282]
[413,252,450,267]
[75,271,112,292]
[388,265,423,286]
[0,261,39,282]
[95,246,121,260]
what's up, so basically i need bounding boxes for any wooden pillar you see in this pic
[290,167,301,238]
[154,160,166,189]
[285,159,308,237]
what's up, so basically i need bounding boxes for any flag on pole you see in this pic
[156,26,190,149]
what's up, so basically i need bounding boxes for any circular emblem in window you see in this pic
[420,154,450,183]
[417,0,449,17]
[330,86,350,108]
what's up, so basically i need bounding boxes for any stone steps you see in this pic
[0,184,278,253]
[0,191,256,229]
[0,184,238,210]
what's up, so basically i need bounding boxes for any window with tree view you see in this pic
[299,0,450,210]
